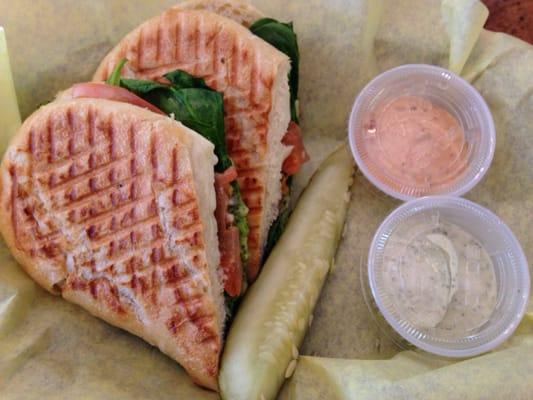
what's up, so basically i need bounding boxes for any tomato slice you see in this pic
[214,169,242,297]
[216,165,238,185]
[71,83,165,115]
[282,121,309,175]
[219,226,242,297]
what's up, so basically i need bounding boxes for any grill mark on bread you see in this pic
[34,229,61,243]
[67,108,75,156]
[155,23,161,62]
[137,27,144,66]
[174,17,181,61]
[26,130,35,187]
[74,193,152,228]
[89,214,160,249]
[47,155,130,194]
[130,178,138,200]
[150,134,158,182]
[29,128,36,156]
[185,15,196,73]
[212,24,220,83]
[59,173,144,213]
[47,117,55,163]
[193,17,201,75]
[172,147,178,184]
[102,236,166,267]
[250,53,257,106]
[10,167,19,244]
[88,107,96,146]
[229,34,238,87]
[171,285,216,343]
[33,140,110,174]
[129,124,137,175]
[86,277,126,314]
[108,117,117,160]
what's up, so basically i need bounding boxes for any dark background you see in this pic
[483,0,533,44]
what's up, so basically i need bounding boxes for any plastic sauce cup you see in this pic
[349,64,496,201]
[368,196,530,358]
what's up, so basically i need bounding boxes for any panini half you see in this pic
[0,97,224,390]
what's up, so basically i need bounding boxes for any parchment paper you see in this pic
[0,0,531,398]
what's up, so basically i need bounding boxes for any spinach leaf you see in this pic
[120,73,232,172]
[250,18,300,123]
[120,79,167,93]
[106,58,127,86]
[144,87,232,172]
[164,69,209,89]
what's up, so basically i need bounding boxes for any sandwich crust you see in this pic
[0,98,222,390]
[93,8,292,280]
[173,0,264,27]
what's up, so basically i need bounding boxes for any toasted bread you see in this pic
[93,8,292,280]
[0,97,224,390]
[173,0,264,27]
[483,0,533,44]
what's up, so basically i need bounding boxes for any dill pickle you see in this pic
[219,144,355,400]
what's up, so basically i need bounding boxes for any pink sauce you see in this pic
[361,96,468,192]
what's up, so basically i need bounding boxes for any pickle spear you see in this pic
[219,144,355,400]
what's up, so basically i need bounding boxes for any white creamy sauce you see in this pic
[383,221,497,334]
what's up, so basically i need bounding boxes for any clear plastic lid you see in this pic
[349,64,496,201]
[368,196,530,358]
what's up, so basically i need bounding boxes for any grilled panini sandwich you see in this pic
[0,96,225,389]
[94,1,308,281]
[0,0,308,391]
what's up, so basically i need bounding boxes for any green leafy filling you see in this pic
[120,71,232,171]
